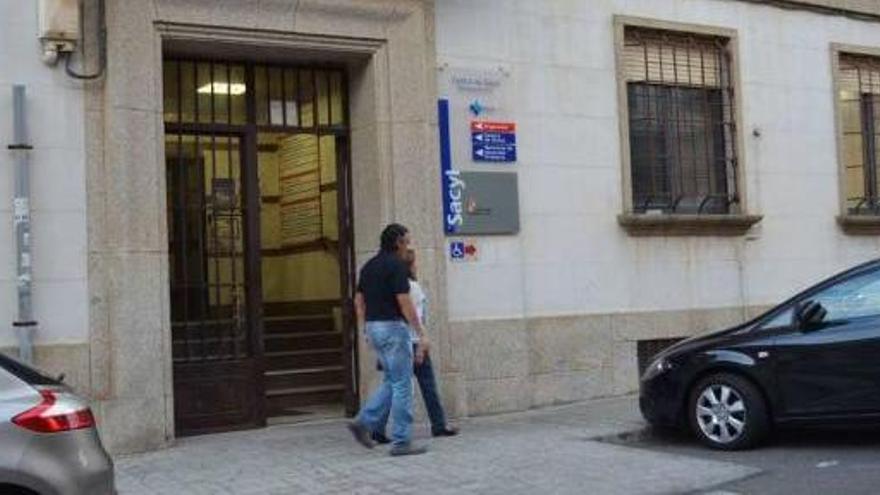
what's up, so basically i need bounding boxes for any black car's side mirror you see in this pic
[796,300,827,331]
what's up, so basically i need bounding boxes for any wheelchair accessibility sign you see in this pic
[449,240,478,262]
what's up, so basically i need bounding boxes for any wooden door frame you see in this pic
[242,64,268,426]
[329,68,359,416]
[164,59,359,428]
[335,133,359,416]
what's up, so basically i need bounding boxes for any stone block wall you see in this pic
[444,306,765,418]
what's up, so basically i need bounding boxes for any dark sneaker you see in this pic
[347,422,375,449]
[389,443,428,456]
[372,432,391,444]
[432,426,459,437]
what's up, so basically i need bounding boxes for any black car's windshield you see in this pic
[0,351,60,386]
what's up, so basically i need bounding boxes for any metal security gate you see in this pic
[164,59,356,436]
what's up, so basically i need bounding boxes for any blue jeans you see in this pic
[377,346,448,435]
[355,320,414,447]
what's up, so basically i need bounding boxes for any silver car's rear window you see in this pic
[0,352,60,386]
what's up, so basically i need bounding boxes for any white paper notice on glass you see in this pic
[270,100,299,126]
[286,101,298,125]
[270,100,284,125]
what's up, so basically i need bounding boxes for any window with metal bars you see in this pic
[839,54,880,215]
[623,27,739,215]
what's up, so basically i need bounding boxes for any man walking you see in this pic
[347,223,430,456]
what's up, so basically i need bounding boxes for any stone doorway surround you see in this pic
[84,0,445,454]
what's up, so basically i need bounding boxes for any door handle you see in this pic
[757,351,770,359]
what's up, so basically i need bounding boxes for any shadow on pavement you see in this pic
[596,424,880,494]
[600,424,880,450]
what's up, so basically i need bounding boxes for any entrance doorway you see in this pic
[163,59,357,436]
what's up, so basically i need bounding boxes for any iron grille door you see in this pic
[167,132,262,435]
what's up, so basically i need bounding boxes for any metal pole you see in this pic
[10,85,36,363]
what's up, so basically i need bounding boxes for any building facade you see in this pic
[436,0,880,416]
[1,0,880,454]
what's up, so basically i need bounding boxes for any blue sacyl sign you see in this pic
[471,121,516,162]
[439,99,464,234]
[444,169,466,233]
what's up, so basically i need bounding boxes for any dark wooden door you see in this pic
[166,132,265,435]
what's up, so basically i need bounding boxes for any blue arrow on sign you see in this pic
[473,144,516,162]
[471,122,517,163]
[473,133,515,145]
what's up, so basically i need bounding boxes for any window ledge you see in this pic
[837,215,880,235]
[618,214,763,237]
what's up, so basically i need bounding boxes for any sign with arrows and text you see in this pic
[471,121,516,163]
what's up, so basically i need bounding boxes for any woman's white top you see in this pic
[409,279,427,343]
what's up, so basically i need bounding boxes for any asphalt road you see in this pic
[604,426,880,495]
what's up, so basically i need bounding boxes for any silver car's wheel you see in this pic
[695,384,747,445]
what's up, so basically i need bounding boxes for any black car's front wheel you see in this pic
[688,373,769,450]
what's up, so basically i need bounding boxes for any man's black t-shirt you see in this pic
[357,251,410,321]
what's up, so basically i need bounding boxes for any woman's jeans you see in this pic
[377,344,448,435]
[355,320,414,447]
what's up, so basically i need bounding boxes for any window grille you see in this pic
[624,27,739,214]
[839,54,880,215]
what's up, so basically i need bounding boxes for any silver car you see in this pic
[0,353,115,495]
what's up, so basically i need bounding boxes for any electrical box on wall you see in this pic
[38,0,80,53]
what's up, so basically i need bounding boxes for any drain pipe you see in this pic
[9,85,36,364]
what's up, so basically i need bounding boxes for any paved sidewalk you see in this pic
[116,396,759,494]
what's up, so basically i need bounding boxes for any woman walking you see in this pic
[373,248,458,444]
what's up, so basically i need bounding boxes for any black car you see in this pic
[640,258,880,450]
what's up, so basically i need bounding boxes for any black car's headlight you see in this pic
[642,356,674,381]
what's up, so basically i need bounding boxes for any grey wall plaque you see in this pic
[457,171,519,235]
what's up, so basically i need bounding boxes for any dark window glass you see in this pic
[628,83,728,213]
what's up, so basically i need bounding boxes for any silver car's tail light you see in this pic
[12,389,95,433]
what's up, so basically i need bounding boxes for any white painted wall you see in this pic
[0,1,88,346]
[437,0,880,322]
